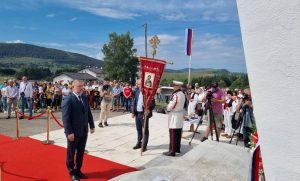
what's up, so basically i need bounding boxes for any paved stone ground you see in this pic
[0,108,248,180]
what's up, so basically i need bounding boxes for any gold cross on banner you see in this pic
[149,35,160,58]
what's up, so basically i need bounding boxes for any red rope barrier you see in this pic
[16,111,47,119]
[50,112,64,128]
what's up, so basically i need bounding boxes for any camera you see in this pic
[102,84,109,91]
[243,94,252,101]
[206,91,213,100]
[20,92,25,97]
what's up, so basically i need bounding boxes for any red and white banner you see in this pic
[139,56,166,109]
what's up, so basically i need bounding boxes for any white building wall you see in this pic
[237,1,300,180]
[53,75,73,84]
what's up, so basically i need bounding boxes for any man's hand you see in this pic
[145,109,150,116]
[245,100,253,107]
[132,114,135,118]
[67,133,75,142]
[211,98,218,103]
[90,128,95,134]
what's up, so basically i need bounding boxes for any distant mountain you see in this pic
[0,43,103,69]
[165,68,230,74]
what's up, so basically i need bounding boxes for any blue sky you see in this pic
[0,0,247,72]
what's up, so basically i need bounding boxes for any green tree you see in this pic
[102,32,138,84]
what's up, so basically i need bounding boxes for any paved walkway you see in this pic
[1,109,245,169]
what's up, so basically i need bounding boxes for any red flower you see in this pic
[252,131,259,145]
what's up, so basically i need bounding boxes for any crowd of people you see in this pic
[0,76,255,148]
[180,82,255,148]
[0,76,135,119]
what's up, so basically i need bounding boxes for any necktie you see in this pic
[78,95,84,106]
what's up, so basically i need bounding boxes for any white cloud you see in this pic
[95,52,103,60]
[70,17,77,21]
[5,40,24,43]
[35,42,64,48]
[74,43,101,49]
[46,13,56,18]
[135,34,180,46]
[80,7,139,20]
[134,32,246,72]
[49,0,237,22]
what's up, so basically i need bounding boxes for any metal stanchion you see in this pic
[42,107,55,145]
[15,107,20,139]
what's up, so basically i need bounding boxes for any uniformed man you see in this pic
[163,81,186,157]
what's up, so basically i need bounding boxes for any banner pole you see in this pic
[188,55,192,85]
[141,98,150,156]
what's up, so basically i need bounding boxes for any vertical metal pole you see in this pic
[16,107,20,139]
[42,106,54,144]
[188,55,192,85]
[144,23,148,58]
[47,108,50,142]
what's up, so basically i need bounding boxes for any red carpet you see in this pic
[0,134,137,181]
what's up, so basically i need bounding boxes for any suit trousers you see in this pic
[135,112,149,148]
[169,128,182,154]
[66,135,87,175]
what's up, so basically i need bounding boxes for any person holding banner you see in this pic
[62,80,95,181]
[132,79,155,152]
[164,81,186,157]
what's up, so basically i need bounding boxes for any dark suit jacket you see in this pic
[62,92,95,137]
[132,89,155,118]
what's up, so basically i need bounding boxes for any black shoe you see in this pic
[163,151,175,157]
[98,123,103,128]
[71,174,80,181]
[19,116,24,119]
[6,116,10,119]
[133,145,141,150]
[142,147,147,152]
[176,150,181,153]
[104,122,108,126]
[77,171,88,179]
[201,137,208,142]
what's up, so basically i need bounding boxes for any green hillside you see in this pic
[0,43,103,70]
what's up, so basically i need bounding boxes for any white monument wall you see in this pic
[236,0,300,180]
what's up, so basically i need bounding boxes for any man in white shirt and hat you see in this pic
[163,80,186,157]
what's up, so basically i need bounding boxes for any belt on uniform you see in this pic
[137,111,144,114]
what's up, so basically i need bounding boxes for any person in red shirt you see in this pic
[123,83,132,113]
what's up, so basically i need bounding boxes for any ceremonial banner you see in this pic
[139,56,167,109]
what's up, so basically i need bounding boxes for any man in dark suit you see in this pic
[62,80,95,181]
[132,79,155,152]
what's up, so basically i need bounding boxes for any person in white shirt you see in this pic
[6,80,19,118]
[1,81,8,113]
[19,76,33,119]
[62,83,71,98]
[187,86,198,116]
